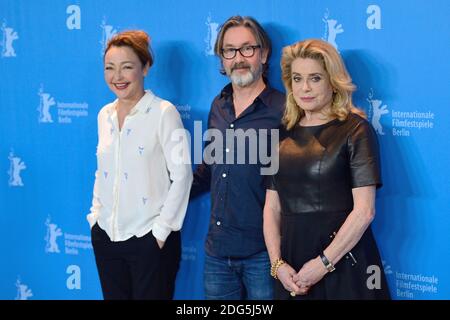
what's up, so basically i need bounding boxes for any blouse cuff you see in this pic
[152,222,171,242]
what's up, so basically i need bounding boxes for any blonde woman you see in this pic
[263,39,390,299]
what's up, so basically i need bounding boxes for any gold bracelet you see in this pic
[270,258,285,279]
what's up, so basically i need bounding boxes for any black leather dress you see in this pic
[269,113,390,299]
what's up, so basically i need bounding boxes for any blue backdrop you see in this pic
[1,0,449,300]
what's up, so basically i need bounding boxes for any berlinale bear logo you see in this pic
[1,22,18,57]
[322,9,344,50]
[205,14,219,56]
[367,89,389,135]
[45,216,63,253]
[8,151,26,187]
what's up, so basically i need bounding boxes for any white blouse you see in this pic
[87,90,192,242]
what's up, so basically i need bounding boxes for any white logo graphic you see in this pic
[66,5,81,30]
[66,265,81,290]
[396,271,439,299]
[15,278,33,300]
[8,150,26,187]
[205,14,219,56]
[37,86,56,123]
[366,5,382,30]
[37,85,89,124]
[367,89,389,135]
[43,217,92,255]
[322,9,344,50]
[182,244,197,261]
[100,18,117,55]
[1,21,19,57]
[45,216,63,253]
[176,104,191,120]
[382,260,393,275]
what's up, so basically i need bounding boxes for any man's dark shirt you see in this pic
[191,83,284,258]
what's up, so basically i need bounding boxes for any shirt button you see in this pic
[222,173,227,178]
[216,221,221,226]
[230,124,234,128]
[225,148,230,153]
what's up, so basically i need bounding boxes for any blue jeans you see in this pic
[204,251,273,300]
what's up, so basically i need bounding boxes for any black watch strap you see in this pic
[320,253,336,272]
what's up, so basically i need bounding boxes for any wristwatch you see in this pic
[320,253,336,272]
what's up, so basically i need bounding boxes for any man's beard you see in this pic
[227,62,263,87]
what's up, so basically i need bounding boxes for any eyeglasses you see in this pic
[221,45,261,59]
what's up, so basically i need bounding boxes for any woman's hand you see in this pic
[293,256,328,291]
[277,263,309,296]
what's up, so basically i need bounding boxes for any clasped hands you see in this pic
[278,256,328,296]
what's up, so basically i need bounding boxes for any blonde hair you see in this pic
[280,39,365,130]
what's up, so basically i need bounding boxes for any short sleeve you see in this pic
[263,125,289,191]
[264,174,277,190]
[348,120,382,189]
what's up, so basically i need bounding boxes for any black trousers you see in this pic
[91,223,181,300]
